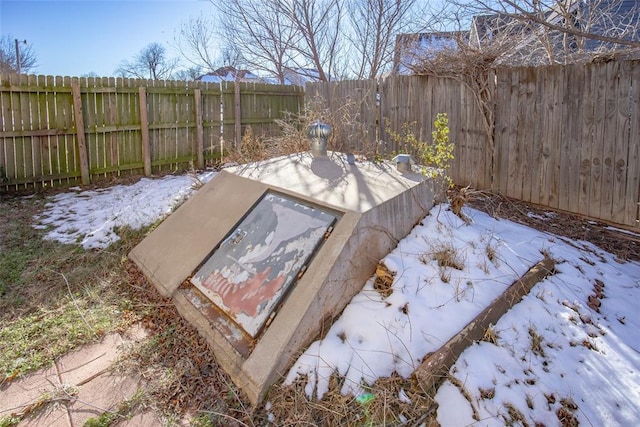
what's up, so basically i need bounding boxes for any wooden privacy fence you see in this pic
[307,59,640,229]
[0,75,303,189]
[492,60,639,228]
[306,75,491,191]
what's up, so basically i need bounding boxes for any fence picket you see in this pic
[564,64,584,214]
[625,61,640,226]
[612,61,631,224]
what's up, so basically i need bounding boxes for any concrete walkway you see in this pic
[0,324,162,426]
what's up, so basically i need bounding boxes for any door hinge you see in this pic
[324,226,334,239]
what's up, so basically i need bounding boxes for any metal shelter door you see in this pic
[191,192,339,338]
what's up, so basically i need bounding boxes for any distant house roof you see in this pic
[469,14,527,49]
[196,66,266,83]
[396,0,639,69]
[282,67,326,86]
[471,0,640,65]
[393,32,465,74]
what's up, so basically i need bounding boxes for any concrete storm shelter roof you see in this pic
[129,151,435,404]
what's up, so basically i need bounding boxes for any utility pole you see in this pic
[15,39,27,74]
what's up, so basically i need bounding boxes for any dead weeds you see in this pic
[464,190,640,262]
[115,262,253,424]
[264,373,438,426]
[0,194,145,380]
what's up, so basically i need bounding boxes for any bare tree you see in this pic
[196,0,453,80]
[282,0,343,81]
[115,43,179,80]
[174,66,203,81]
[0,35,37,74]
[211,0,347,82]
[212,0,298,84]
[345,0,426,79]
[176,15,223,72]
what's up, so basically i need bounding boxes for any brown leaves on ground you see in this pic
[264,373,438,426]
[120,262,253,424]
[374,262,395,298]
[465,190,640,262]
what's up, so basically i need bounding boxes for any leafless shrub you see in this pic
[407,35,504,159]
[224,94,376,165]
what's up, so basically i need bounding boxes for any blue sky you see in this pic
[0,0,215,77]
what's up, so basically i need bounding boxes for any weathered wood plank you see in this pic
[53,76,69,181]
[612,61,632,224]
[24,75,39,182]
[600,61,617,221]
[71,78,90,184]
[589,62,607,218]
[415,257,555,393]
[15,75,31,185]
[529,67,544,205]
[625,61,640,228]
[0,76,9,184]
[514,67,535,201]
[194,88,204,168]
[547,65,564,209]
[579,64,595,217]
[106,77,119,175]
[505,68,520,198]
[138,87,151,176]
[221,81,235,154]
[94,76,107,175]
[4,74,19,184]
[564,63,584,214]
[493,68,511,195]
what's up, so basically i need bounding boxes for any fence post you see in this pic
[194,88,204,169]
[138,87,152,176]
[234,79,241,152]
[71,79,90,185]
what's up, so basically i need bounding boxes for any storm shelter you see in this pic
[191,192,340,339]
[129,152,435,404]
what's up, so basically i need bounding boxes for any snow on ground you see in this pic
[33,172,215,249]
[285,206,640,426]
[31,173,640,425]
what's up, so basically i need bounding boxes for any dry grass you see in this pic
[528,327,546,358]
[0,185,252,425]
[432,245,464,271]
[5,177,634,424]
[264,373,438,426]
[0,193,145,380]
[1,179,444,426]
[482,324,499,345]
